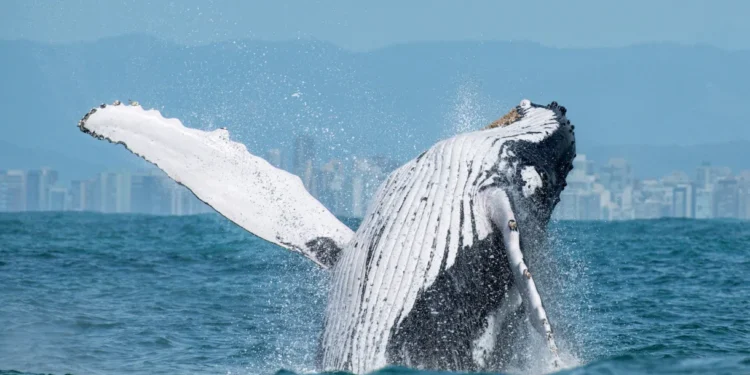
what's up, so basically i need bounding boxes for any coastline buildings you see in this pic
[24,168,58,211]
[317,159,348,216]
[714,177,740,219]
[2,148,749,220]
[0,169,212,216]
[553,156,750,221]
[294,135,316,192]
[0,170,26,212]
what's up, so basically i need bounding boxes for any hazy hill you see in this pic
[1,35,749,179]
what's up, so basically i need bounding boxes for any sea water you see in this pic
[1,213,748,375]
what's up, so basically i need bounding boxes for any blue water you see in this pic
[1,213,748,375]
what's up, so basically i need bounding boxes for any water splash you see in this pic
[444,81,486,136]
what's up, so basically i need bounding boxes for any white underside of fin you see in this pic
[485,188,560,368]
[79,103,354,268]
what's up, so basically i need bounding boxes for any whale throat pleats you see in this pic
[321,100,574,373]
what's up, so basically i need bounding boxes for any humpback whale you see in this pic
[77,98,575,373]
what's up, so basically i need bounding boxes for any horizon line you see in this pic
[1,33,746,54]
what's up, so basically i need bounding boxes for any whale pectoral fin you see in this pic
[485,188,560,368]
[77,103,354,268]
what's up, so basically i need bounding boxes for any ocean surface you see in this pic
[1,213,748,375]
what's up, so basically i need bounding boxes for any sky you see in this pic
[2,0,748,51]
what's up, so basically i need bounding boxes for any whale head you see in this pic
[480,99,576,224]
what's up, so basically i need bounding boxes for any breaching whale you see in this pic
[77,98,576,373]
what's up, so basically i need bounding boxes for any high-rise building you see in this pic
[40,168,58,211]
[86,172,132,213]
[48,187,68,211]
[633,180,673,219]
[635,198,665,219]
[662,171,690,187]
[694,188,713,219]
[115,172,131,213]
[350,158,371,218]
[317,159,348,216]
[132,174,153,214]
[84,178,97,212]
[100,172,119,213]
[2,170,26,212]
[294,135,316,191]
[599,158,633,195]
[131,172,174,215]
[303,159,317,196]
[572,154,596,176]
[580,193,602,220]
[25,170,42,211]
[24,169,58,211]
[695,162,712,189]
[555,191,603,221]
[714,177,740,218]
[131,174,153,214]
[554,155,607,220]
[598,158,634,217]
[555,190,579,220]
[169,185,210,215]
[695,162,732,190]
[70,180,88,211]
[170,186,188,216]
[672,184,695,218]
[350,158,391,218]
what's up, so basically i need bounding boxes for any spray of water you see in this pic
[442,80,515,137]
[443,81,486,136]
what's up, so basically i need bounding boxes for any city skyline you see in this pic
[0,168,212,216]
[3,135,750,220]
[555,156,750,221]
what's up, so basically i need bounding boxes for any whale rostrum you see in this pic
[77,98,576,373]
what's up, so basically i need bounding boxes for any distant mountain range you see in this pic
[1,35,749,179]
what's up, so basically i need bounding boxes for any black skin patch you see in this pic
[385,229,513,371]
[305,237,343,268]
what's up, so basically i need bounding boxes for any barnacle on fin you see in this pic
[508,219,518,231]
